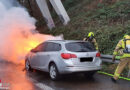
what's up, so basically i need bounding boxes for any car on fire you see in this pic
[25,40,102,80]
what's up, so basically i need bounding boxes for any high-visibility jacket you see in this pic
[83,38,99,50]
[113,36,130,58]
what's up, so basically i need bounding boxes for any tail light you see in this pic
[61,53,77,59]
[96,52,101,57]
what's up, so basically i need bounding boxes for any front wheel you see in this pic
[25,60,32,71]
[49,63,60,81]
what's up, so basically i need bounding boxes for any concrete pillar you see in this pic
[49,0,70,25]
[36,0,55,29]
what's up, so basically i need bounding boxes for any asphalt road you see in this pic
[0,59,130,90]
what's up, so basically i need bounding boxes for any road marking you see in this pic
[35,83,54,90]
[28,77,54,90]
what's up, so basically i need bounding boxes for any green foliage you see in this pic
[93,0,129,23]
[63,0,80,10]
[48,0,130,55]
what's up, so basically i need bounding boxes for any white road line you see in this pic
[28,77,54,90]
[35,83,54,90]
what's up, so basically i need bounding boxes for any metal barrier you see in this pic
[101,54,130,78]
[101,54,119,63]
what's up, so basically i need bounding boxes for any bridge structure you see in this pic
[20,0,70,30]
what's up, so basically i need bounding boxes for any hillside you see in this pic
[43,0,130,54]
[19,0,130,54]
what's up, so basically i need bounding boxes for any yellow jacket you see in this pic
[113,36,130,58]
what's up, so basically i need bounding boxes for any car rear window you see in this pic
[65,42,96,52]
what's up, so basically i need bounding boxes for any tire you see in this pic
[25,59,32,71]
[84,71,97,78]
[49,63,60,81]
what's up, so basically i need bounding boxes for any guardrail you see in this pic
[101,54,119,63]
[101,54,130,78]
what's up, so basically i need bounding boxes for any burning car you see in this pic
[25,40,102,80]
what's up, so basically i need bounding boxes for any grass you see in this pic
[44,0,130,54]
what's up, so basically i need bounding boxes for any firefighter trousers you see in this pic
[113,57,130,80]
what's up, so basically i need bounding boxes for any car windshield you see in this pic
[65,42,96,52]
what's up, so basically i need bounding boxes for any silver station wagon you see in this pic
[25,40,102,80]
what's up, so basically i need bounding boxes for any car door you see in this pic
[37,42,61,71]
[36,42,55,70]
[29,43,46,69]
[36,42,50,70]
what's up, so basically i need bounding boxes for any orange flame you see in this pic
[0,1,63,64]
[2,31,63,64]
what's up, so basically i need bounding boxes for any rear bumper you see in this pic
[60,66,101,74]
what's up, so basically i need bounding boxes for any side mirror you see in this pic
[31,49,38,53]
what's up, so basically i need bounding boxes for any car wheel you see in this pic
[49,63,60,81]
[84,71,97,78]
[25,60,32,71]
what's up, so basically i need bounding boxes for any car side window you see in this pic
[54,43,61,51]
[32,43,43,52]
[44,42,61,52]
[32,42,47,52]
[40,42,48,52]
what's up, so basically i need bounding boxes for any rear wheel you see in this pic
[49,63,60,81]
[25,60,32,71]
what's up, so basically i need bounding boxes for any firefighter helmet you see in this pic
[88,32,94,37]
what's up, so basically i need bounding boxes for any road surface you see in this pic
[0,59,129,90]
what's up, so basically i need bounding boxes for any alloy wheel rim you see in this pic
[26,61,30,70]
[50,65,56,79]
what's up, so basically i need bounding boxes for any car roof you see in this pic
[46,40,86,43]
[46,40,85,43]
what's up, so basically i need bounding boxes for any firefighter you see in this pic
[83,32,99,51]
[112,34,130,82]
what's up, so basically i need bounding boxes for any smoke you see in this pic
[0,0,63,63]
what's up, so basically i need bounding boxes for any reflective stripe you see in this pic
[113,51,118,55]
[114,65,120,77]
[122,40,125,48]
[95,45,98,49]
[121,53,130,58]
[117,44,122,48]
[115,56,122,60]
[115,73,120,77]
